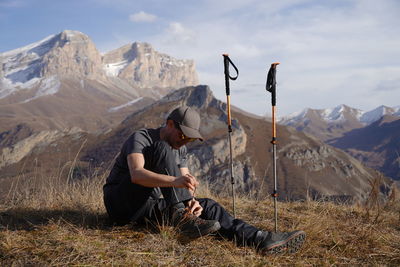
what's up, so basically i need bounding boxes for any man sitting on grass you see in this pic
[103,106,306,254]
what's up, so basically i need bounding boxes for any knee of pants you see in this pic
[199,198,218,209]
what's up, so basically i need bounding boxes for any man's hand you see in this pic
[186,199,203,217]
[173,173,198,192]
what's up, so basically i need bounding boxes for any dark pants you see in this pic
[103,141,259,245]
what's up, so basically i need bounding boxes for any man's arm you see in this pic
[127,153,198,190]
[180,167,190,176]
[180,167,203,216]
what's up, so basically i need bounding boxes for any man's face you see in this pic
[167,120,196,149]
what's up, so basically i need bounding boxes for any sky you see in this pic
[0,0,399,116]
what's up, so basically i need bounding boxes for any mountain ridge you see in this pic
[0,85,385,201]
[0,30,198,102]
[279,104,400,180]
[279,104,400,141]
[0,30,198,135]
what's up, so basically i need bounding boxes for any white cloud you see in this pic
[129,11,157,23]
[164,22,196,44]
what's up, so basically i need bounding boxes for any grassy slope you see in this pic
[0,174,399,266]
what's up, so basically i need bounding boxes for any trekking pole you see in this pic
[223,54,239,218]
[266,62,280,233]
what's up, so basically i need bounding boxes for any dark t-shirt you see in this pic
[105,128,188,186]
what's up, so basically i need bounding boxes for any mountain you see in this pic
[280,105,400,180]
[0,30,198,136]
[279,105,364,141]
[359,105,400,124]
[329,115,400,180]
[0,86,385,201]
[103,42,198,91]
[279,104,400,141]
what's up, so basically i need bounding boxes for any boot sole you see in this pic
[264,231,306,254]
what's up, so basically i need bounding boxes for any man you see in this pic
[103,106,306,254]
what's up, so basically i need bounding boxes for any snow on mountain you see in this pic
[280,105,363,125]
[21,76,61,103]
[103,60,130,76]
[394,106,400,116]
[108,97,144,112]
[0,34,55,96]
[1,30,198,102]
[0,30,93,99]
[321,105,347,122]
[360,105,398,124]
[280,104,399,126]
[278,108,310,125]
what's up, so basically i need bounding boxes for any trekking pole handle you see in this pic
[266,62,280,106]
[223,54,239,96]
[223,54,239,128]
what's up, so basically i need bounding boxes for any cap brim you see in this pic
[180,124,204,141]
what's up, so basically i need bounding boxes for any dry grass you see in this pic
[1,173,399,266]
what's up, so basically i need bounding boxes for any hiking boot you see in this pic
[171,208,221,240]
[254,230,306,254]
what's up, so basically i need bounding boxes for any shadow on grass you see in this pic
[0,207,161,236]
[0,207,128,231]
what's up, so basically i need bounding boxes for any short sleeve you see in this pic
[124,131,151,156]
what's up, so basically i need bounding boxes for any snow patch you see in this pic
[21,76,61,103]
[108,97,143,112]
[0,33,61,98]
[0,76,40,98]
[103,60,129,76]
[394,106,400,116]
[0,34,56,58]
[278,108,309,124]
[322,105,346,122]
[360,105,396,124]
[280,104,400,127]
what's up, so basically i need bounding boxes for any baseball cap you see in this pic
[167,106,204,141]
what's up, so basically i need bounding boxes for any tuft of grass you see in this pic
[1,173,400,266]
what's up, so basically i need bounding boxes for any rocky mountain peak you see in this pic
[41,30,104,79]
[281,104,399,127]
[359,105,397,124]
[103,42,198,89]
[0,30,104,100]
[58,30,90,42]
[1,30,199,104]
[159,85,214,108]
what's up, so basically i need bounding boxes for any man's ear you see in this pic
[166,119,174,128]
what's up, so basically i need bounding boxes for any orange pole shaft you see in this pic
[227,95,232,126]
[272,106,277,140]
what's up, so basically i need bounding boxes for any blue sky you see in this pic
[1,0,399,116]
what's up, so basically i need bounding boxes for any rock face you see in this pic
[0,30,104,98]
[103,42,198,90]
[41,31,105,79]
